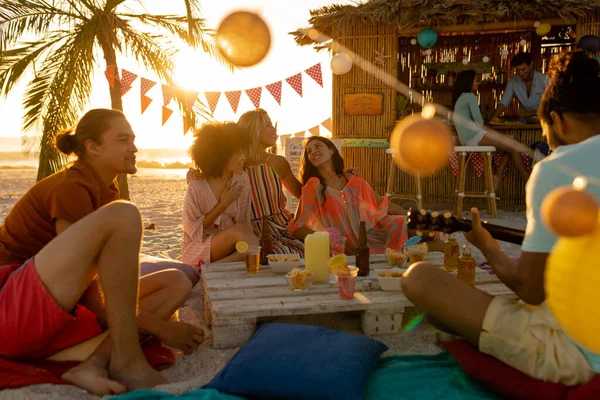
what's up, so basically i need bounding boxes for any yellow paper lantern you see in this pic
[390,115,453,176]
[541,186,599,237]
[216,11,271,67]
[546,215,600,354]
[536,23,552,37]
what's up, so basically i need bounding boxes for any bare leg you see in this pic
[210,223,258,263]
[401,262,493,346]
[34,201,166,393]
[479,135,530,189]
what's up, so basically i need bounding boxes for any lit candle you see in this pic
[304,232,330,283]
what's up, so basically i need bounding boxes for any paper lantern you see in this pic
[417,28,438,48]
[541,186,599,237]
[546,215,600,354]
[519,39,527,46]
[424,49,432,56]
[482,56,490,63]
[462,58,469,65]
[578,35,600,53]
[501,49,509,56]
[331,53,353,75]
[390,115,453,176]
[410,38,417,45]
[534,21,541,28]
[536,23,552,37]
[216,11,271,67]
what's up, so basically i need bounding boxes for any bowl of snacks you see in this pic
[285,268,314,291]
[375,268,404,291]
[267,254,302,274]
[385,247,408,267]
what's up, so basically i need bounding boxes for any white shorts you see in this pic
[465,131,486,146]
[479,297,596,385]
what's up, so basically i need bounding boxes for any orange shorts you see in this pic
[0,259,102,360]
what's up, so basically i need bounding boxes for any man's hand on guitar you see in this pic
[464,208,500,252]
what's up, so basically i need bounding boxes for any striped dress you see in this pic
[288,176,408,255]
[246,163,304,256]
[181,173,252,266]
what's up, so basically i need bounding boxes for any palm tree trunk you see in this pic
[98,30,130,200]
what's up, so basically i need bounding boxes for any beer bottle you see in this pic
[259,216,273,265]
[457,244,476,285]
[356,221,370,276]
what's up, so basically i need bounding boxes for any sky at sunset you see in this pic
[0,0,350,152]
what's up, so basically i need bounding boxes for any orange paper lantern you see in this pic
[216,11,271,67]
[390,115,453,176]
[541,186,599,237]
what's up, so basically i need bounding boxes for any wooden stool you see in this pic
[454,146,498,219]
[385,148,423,209]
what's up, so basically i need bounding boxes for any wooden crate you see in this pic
[201,253,515,349]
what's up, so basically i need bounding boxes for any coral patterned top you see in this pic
[181,173,252,266]
[289,176,408,254]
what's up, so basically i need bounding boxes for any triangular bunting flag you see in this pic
[140,77,157,97]
[266,81,282,105]
[121,69,138,91]
[104,65,119,89]
[305,64,323,87]
[285,73,303,97]
[245,87,262,108]
[309,125,320,136]
[280,134,292,150]
[121,85,132,96]
[162,106,173,126]
[162,85,175,106]
[321,117,333,132]
[293,131,306,138]
[184,90,199,109]
[205,92,221,114]
[225,91,242,113]
[141,95,153,114]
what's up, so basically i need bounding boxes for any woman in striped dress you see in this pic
[182,122,258,267]
[237,109,305,256]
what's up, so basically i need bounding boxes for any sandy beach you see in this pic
[0,168,526,399]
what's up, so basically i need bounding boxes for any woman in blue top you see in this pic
[452,70,530,189]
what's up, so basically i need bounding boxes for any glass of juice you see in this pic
[407,245,425,265]
[245,246,261,274]
[337,266,358,300]
[331,236,347,256]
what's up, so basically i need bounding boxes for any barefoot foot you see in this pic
[62,362,126,396]
[110,358,167,391]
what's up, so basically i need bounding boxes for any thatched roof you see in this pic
[292,0,599,46]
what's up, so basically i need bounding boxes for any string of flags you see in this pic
[104,63,325,131]
[277,117,333,150]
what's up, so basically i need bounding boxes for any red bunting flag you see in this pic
[104,65,119,89]
[266,81,282,105]
[141,95,153,114]
[162,85,175,106]
[321,118,333,132]
[285,73,303,97]
[140,77,156,97]
[162,106,173,126]
[184,90,199,109]
[305,64,323,87]
[205,92,221,114]
[245,87,262,108]
[309,125,320,136]
[225,91,242,113]
[120,69,138,96]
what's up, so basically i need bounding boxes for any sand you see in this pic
[0,168,526,399]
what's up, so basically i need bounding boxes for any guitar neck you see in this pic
[456,219,525,245]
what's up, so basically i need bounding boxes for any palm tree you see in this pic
[0,0,226,199]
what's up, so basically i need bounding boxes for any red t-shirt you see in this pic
[0,160,119,266]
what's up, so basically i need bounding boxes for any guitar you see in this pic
[406,209,525,245]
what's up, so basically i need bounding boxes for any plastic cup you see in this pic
[337,266,358,300]
[331,237,347,256]
[245,246,261,274]
[407,245,425,265]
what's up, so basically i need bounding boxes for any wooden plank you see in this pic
[400,18,576,36]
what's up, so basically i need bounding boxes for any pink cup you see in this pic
[337,266,358,300]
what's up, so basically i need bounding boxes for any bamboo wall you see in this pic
[577,9,600,58]
[332,22,398,195]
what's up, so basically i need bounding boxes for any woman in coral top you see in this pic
[289,137,410,254]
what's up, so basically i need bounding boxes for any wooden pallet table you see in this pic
[201,253,516,349]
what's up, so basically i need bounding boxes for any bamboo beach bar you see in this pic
[293,0,600,210]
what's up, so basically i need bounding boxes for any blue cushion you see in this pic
[205,322,388,400]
